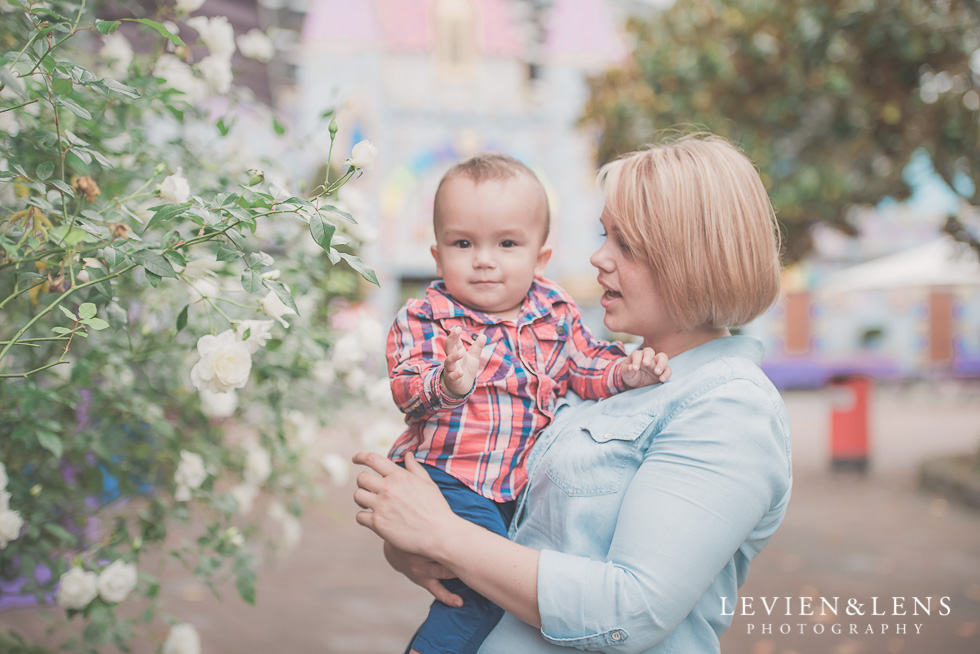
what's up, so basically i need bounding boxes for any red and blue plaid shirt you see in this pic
[387,277,628,501]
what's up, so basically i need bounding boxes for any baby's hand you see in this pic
[441,326,488,398]
[620,346,670,389]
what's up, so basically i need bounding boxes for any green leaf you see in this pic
[130,250,177,278]
[57,97,92,120]
[309,213,335,250]
[234,565,256,606]
[339,253,379,286]
[43,523,75,544]
[215,246,240,262]
[51,326,72,335]
[145,271,162,288]
[263,279,298,314]
[52,76,73,96]
[35,161,54,180]
[36,431,64,459]
[101,78,140,99]
[272,117,286,136]
[47,178,74,196]
[96,19,121,34]
[322,204,355,223]
[78,302,97,320]
[246,251,273,268]
[216,118,232,136]
[122,18,185,46]
[241,268,262,293]
[101,246,119,268]
[59,305,77,321]
[106,302,128,331]
[82,317,109,330]
[176,304,189,332]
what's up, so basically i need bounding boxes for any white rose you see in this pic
[190,330,252,394]
[348,140,378,170]
[268,502,302,551]
[0,460,7,490]
[242,443,271,485]
[0,507,23,548]
[321,453,349,486]
[284,410,318,447]
[100,33,133,78]
[237,29,274,62]
[228,483,258,515]
[56,566,98,610]
[199,388,238,418]
[160,168,190,204]
[235,319,274,353]
[176,0,206,13]
[97,559,138,603]
[174,450,208,502]
[153,55,204,101]
[261,291,297,328]
[186,15,236,59]
[198,54,233,95]
[163,623,201,654]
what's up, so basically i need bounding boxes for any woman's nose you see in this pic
[590,242,612,271]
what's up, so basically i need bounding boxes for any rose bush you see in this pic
[0,0,389,651]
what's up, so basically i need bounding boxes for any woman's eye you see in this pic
[599,231,608,238]
[452,240,471,248]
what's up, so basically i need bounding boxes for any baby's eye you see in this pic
[452,240,471,248]
[500,240,518,248]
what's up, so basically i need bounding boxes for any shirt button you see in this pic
[611,631,622,641]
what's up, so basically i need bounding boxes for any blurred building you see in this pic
[294,0,629,323]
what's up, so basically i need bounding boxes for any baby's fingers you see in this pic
[466,332,488,360]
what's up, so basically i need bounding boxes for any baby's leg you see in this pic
[405,463,515,654]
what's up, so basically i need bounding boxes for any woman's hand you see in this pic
[352,451,460,557]
[384,542,464,608]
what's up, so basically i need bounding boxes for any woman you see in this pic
[353,133,792,653]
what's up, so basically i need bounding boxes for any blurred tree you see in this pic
[582,0,980,262]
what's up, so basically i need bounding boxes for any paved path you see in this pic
[2,383,980,653]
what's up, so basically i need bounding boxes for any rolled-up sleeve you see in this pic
[387,304,472,420]
[535,380,791,652]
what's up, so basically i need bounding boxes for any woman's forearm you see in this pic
[430,514,543,628]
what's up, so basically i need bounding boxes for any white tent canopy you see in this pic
[818,237,980,295]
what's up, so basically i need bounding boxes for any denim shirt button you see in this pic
[611,631,623,641]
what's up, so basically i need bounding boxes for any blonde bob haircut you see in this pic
[598,133,782,330]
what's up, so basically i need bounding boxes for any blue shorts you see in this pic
[404,463,515,654]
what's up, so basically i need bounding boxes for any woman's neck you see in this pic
[645,326,731,359]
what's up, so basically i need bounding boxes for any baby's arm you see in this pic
[387,306,487,419]
[563,302,670,398]
[441,326,488,398]
[620,346,671,389]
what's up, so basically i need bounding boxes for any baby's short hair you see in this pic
[435,152,550,241]
[598,133,782,330]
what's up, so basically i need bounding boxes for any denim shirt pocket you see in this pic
[544,413,653,497]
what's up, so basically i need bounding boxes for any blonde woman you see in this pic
[354,133,792,654]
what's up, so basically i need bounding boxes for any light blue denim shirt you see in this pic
[478,336,792,654]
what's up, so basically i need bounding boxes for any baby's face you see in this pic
[431,175,551,320]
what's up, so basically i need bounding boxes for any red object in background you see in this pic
[828,375,871,471]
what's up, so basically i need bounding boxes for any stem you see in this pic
[0,336,69,345]
[0,263,137,369]
[0,359,69,379]
[0,279,47,311]
[0,99,40,114]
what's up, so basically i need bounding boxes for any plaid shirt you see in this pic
[387,278,628,501]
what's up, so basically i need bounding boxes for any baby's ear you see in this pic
[534,245,553,276]
[430,244,443,278]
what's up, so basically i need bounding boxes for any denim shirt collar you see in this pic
[664,335,764,383]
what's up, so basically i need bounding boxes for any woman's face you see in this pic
[590,208,681,350]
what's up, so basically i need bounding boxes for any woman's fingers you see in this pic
[422,578,464,608]
[403,452,431,480]
[352,450,402,477]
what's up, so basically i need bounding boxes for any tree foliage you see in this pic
[582,0,980,261]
